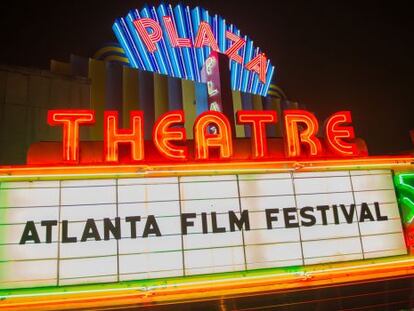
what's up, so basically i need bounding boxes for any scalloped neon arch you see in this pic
[113,4,275,96]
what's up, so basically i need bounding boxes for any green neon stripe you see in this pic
[401,197,414,224]
[0,264,303,298]
[0,181,7,282]
[394,172,414,224]
[1,255,412,299]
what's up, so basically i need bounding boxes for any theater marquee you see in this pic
[0,106,412,291]
[0,3,414,310]
[0,169,408,288]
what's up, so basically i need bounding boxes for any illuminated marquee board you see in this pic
[0,3,413,307]
[113,4,274,96]
[0,170,407,289]
[0,107,412,299]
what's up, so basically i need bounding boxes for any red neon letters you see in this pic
[224,31,245,64]
[325,111,357,156]
[194,21,220,51]
[104,111,144,162]
[132,17,268,83]
[245,53,267,83]
[163,16,192,48]
[133,18,163,53]
[237,111,277,159]
[284,110,322,157]
[194,111,233,160]
[47,110,95,163]
[153,111,187,160]
[48,109,358,163]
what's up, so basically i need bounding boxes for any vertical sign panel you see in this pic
[180,175,245,275]
[118,177,183,281]
[239,173,302,269]
[351,170,406,259]
[293,171,363,265]
[59,179,117,286]
[0,181,60,289]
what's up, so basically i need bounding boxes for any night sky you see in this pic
[1,1,413,154]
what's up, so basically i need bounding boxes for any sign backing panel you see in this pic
[0,169,406,289]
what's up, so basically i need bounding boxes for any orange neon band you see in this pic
[47,110,95,163]
[284,110,322,157]
[237,110,277,159]
[194,111,233,160]
[325,111,357,156]
[153,110,187,160]
[104,111,144,162]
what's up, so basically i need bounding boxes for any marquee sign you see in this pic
[0,170,407,289]
[0,113,412,311]
[1,4,414,309]
[0,107,411,291]
[45,109,360,164]
[113,4,274,96]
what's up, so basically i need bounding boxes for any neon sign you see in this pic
[47,109,358,164]
[47,110,95,163]
[395,173,414,252]
[113,4,275,96]
[0,169,408,293]
[1,5,414,307]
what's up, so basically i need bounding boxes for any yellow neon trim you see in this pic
[103,55,130,63]
[0,156,413,181]
[1,255,414,310]
[93,46,125,59]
